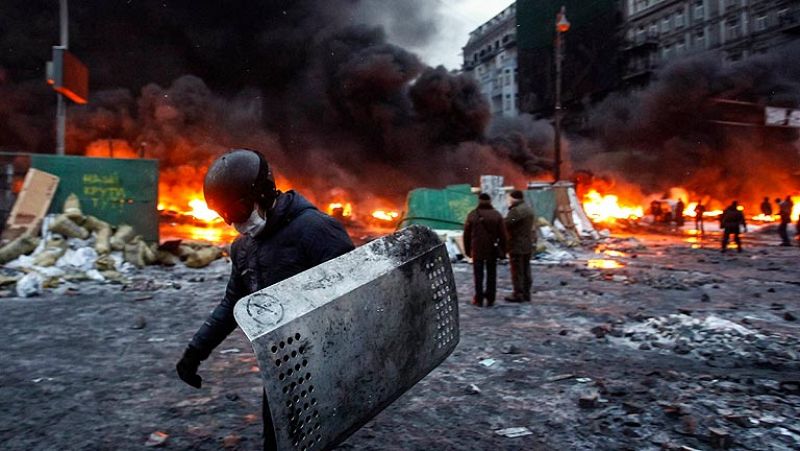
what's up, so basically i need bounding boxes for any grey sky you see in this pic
[389,0,516,70]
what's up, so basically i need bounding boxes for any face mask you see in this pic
[233,206,267,236]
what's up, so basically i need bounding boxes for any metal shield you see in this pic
[233,225,460,450]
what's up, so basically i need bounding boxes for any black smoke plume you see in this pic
[0,0,548,205]
[576,42,800,205]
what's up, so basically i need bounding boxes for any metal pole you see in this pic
[554,28,563,182]
[55,0,68,156]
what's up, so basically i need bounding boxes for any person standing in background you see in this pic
[504,190,535,303]
[463,193,507,307]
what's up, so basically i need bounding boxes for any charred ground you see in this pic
[1,229,798,450]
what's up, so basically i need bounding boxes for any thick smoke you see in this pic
[575,43,800,205]
[0,0,545,205]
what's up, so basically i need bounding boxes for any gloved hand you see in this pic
[176,346,203,389]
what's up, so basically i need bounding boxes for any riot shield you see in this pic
[234,225,459,450]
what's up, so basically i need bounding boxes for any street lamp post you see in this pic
[553,6,570,182]
[55,0,69,156]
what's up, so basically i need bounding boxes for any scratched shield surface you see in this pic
[234,225,459,450]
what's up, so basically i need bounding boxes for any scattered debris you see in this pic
[479,358,496,367]
[144,431,168,447]
[494,427,533,438]
[579,391,599,409]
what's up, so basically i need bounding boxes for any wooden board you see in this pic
[2,168,60,241]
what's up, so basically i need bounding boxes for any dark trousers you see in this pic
[695,217,704,233]
[263,390,277,450]
[509,253,532,301]
[722,228,741,251]
[473,259,497,304]
[779,221,790,245]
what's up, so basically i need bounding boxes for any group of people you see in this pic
[463,190,535,307]
[719,196,797,252]
[761,196,797,246]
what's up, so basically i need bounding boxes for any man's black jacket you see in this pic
[189,190,355,360]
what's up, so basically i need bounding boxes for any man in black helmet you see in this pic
[175,149,354,449]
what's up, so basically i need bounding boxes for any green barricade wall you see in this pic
[399,184,477,231]
[30,155,159,242]
[525,188,556,224]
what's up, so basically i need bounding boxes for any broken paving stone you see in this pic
[778,381,799,394]
[547,373,574,382]
[708,427,732,449]
[479,358,496,367]
[701,293,711,302]
[579,391,599,408]
[501,344,522,354]
[145,431,168,447]
[590,324,612,338]
[784,312,797,321]
[465,384,481,395]
[223,434,241,449]
[638,343,652,350]
[130,316,146,330]
[674,415,697,436]
[623,414,641,427]
[622,401,644,414]
[494,427,533,438]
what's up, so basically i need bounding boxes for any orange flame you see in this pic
[582,190,644,223]
[327,202,353,217]
[371,210,399,222]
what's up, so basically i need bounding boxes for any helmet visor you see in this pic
[213,198,253,225]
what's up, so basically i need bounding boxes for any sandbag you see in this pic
[123,237,157,268]
[184,246,222,268]
[94,254,117,271]
[49,214,89,239]
[0,235,41,264]
[95,226,112,255]
[82,215,110,233]
[110,225,135,251]
[63,193,83,220]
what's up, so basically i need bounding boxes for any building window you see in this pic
[778,9,789,25]
[675,11,685,28]
[694,2,704,21]
[727,20,740,40]
[695,30,705,49]
[649,23,658,36]
[662,44,672,59]
[662,17,671,33]
[677,41,685,54]
[755,14,767,31]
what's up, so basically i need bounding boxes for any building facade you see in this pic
[462,3,519,117]
[623,0,800,85]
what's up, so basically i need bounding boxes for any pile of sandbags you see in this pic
[0,194,226,297]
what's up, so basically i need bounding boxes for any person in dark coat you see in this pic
[720,201,747,253]
[695,201,706,234]
[760,197,773,216]
[463,193,507,307]
[778,196,793,246]
[504,190,535,303]
[675,199,685,227]
[176,150,354,450]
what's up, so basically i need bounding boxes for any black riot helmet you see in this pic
[203,149,278,224]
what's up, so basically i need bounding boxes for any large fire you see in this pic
[582,190,644,223]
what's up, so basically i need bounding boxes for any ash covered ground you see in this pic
[1,230,799,450]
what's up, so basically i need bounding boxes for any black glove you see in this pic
[176,346,203,389]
